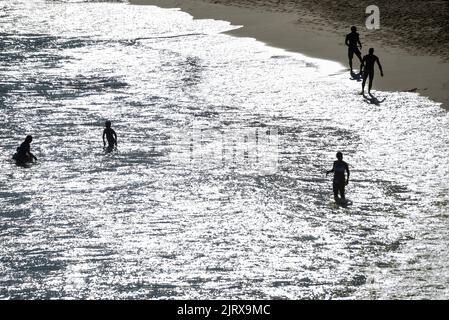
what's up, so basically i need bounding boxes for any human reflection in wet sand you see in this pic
[363,93,386,106]
[350,70,363,82]
[103,120,117,153]
[361,48,384,96]
[13,135,37,166]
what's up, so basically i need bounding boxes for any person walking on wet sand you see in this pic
[361,48,384,95]
[326,152,350,202]
[13,135,37,164]
[345,26,363,74]
[103,120,117,152]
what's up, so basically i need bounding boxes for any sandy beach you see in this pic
[130,0,449,109]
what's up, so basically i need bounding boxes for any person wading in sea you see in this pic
[103,120,118,152]
[326,152,350,203]
[13,135,37,165]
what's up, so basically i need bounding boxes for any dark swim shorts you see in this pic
[348,46,361,59]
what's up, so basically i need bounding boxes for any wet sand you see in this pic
[130,0,449,109]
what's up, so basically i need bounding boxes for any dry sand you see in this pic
[130,0,449,109]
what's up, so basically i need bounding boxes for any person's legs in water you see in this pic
[339,183,346,201]
[361,71,369,94]
[368,71,374,94]
[106,144,114,153]
[333,182,340,201]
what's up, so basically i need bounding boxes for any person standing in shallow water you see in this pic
[345,26,363,74]
[103,120,117,152]
[361,48,384,95]
[326,152,350,202]
[13,135,37,164]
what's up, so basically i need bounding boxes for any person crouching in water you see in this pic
[326,152,350,202]
[103,120,117,152]
[13,135,37,165]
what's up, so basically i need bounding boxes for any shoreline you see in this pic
[130,0,449,109]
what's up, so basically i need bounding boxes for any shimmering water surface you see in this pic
[1,0,449,299]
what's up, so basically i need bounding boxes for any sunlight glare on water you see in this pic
[1,0,449,299]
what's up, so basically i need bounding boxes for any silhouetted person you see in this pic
[326,152,350,202]
[103,120,117,152]
[361,48,383,95]
[345,26,363,74]
[13,135,37,164]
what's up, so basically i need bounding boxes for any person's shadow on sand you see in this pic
[363,93,386,106]
[350,70,363,82]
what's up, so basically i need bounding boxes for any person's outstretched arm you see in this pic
[30,152,37,161]
[357,35,362,48]
[113,130,117,146]
[376,58,384,76]
[102,129,106,146]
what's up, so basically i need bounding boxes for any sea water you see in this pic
[1,0,449,299]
